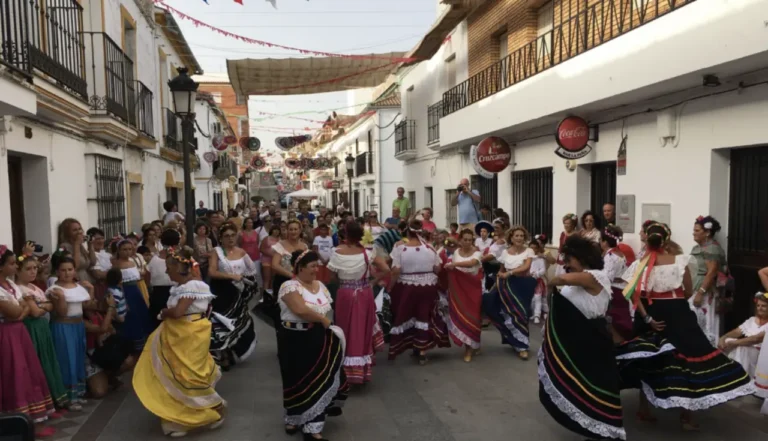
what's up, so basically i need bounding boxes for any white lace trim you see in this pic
[641,380,755,410]
[170,280,215,300]
[390,318,429,335]
[284,368,340,426]
[615,343,676,360]
[303,422,324,434]
[398,273,438,286]
[500,311,529,347]
[344,355,373,367]
[537,350,627,440]
[448,319,481,349]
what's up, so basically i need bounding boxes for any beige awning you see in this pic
[227,53,405,96]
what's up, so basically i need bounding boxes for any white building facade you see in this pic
[400,0,768,325]
[0,0,204,251]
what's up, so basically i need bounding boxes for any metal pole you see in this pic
[347,170,353,215]
[181,116,195,247]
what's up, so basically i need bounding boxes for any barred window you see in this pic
[445,189,458,226]
[94,156,126,238]
[471,174,498,219]
[511,167,553,242]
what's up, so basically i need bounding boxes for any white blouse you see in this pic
[451,250,482,275]
[487,241,507,259]
[739,317,768,348]
[147,255,173,287]
[167,280,215,315]
[278,280,333,322]
[215,247,258,276]
[390,244,441,286]
[121,266,142,283]
[603,252,627,289]
[327,250,372,280]
[622,255,691,293]
[499,248,535,271]
[93,250,113,272]
[271,242,297,272]
[560,270,612,319]
[46,284,90,318]
[0,280,22,320]
[474,237,493,251]
[530,256,547,279]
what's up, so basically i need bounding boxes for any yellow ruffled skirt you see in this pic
[132,316,223,433]
[137,280,150,306]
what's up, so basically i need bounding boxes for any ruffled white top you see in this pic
[622,255,691,293]
[0,280,22,320]
[560,270,612,319]
[147,255,173,287]
[530,256,547,279]
[474,237,493,251]
[271,242,297,273]
[487,241,507,259]
[121,266,142,283]
[450,250,482,275]
[215,247,258,276]
[46,284,90,318]
[93,250,113,272]
[327,250,372,280]
[278,280,333,322]
[499,247,535,271]
[167,280,215,314]
[20,283,47,303]
[738,317,768,348]
[603,252,627,289]
[390,244,441,286]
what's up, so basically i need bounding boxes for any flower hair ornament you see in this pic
[534,234,547,243]
[293,249,312,274]
[695,215,714,230]
[603,227,622,242]
[755,292,768,303]
[564,213,578,222]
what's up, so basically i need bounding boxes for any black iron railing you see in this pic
[164,108,180,151]
[355,152,369,177]
[511,167,554,243]
[427,101,442,144]
[0,0,87,99]
[94,155,126,238]
[135,81,154,138]
[395,120,416,155]
[443,0,695,115]
[84,32,135,126]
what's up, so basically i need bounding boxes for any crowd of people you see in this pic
[2,186,768,440]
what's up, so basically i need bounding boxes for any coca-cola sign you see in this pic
[555,116,592,159]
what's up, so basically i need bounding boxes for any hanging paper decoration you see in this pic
[223,135,238,145]
[250,155,267,170]
[203,151,217,163]
[239,136,261,152]
[275,135,312,152]
[155,1,415,62]
[212,134,227,151]
[284,158,302,169]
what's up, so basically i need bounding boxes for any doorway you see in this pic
[353,190,360,217]
[8,155,26,252]
[129,183,143,232]
[727,146,768,329]
[590,162,617,226]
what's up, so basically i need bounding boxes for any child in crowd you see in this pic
[449,223,460,241]
[106,268,127,323]
[313,224,334,284]
[137,246,152,267]
[529,234,554,324]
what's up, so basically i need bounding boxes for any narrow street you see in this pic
[46,317,768,441]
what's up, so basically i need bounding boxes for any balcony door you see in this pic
[537,1,554,66]
[8,155,26,253]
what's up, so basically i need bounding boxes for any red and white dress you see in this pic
[388,243,450,359]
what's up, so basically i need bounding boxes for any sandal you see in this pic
[208,418,225,430]
[285,425,300,435]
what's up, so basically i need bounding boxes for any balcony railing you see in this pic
[164,108,180,151]
[84,32,135,126]
[443,0,695,115]
[395,120,416,156]
[0,0,87,99]
[427,101,442,144]
[355,152,370,177]
[135,81,154,138]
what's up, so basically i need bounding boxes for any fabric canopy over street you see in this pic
[227,53,406,96]
[286,189,320,199]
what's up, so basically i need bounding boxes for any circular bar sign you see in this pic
[555,116,592,159]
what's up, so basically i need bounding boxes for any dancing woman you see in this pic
[112,238,151,352]
[146,229,181,332]
[133,247,226,437]
[208,222,259,368]
[618,223,754,430]
[327,222,386,384]
[269,220,308,324]
[538,235,625,440]
[387,219,450,364]
[443,229,483,362]
[483,226,538,360]
[278,250,348,441]
[600,225,632,343]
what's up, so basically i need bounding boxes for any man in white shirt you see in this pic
[312,224,334,263]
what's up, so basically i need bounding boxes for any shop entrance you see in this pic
[727,146,768,329]
[8,155,26,252]
[590,162,616,226]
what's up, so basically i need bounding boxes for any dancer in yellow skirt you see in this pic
[133,247,226,438]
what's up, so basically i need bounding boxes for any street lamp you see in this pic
[344,153,354,215]
[168,67,199,247]
[244,168,253,206]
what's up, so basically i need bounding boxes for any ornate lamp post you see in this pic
[168,67,199,247]
[344,153,354,215]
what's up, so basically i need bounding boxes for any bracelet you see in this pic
[698,287,706,293]
[644,315,653,324]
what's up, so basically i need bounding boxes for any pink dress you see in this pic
[240,230,260,261]
[261,236,279,266]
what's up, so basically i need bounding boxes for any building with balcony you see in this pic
[0,0,203,251]
[402,0,768,325]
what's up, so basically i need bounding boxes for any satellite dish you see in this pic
[214,167,230,181]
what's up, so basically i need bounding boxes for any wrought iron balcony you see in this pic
[164,108,180,151]
[442,0,695,116]
[427,101,442,145]
[394,119,416,160]
[83,32,136,126]
[135,81,154,138]
[0,0,88,100]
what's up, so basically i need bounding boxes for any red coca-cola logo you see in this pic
[554,116,592,159]
[475,136,512,173]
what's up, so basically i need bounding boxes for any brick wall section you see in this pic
[197,83,250,138]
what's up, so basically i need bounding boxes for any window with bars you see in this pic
[471,174,498,219]
[511,167,553,242]
[445,189,458,226]
[94,155,126,238]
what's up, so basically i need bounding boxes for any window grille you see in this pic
[94,155,126,237]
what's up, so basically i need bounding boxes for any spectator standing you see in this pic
[421,208,437,232]
[392,187,412,218]
[451,178,481,230]
[195,201,207,218]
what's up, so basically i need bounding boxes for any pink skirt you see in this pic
[334,280,384,384]
[0,321,55,422]
[388,282,450,359]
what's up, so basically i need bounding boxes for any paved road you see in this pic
[56,318,768,441]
